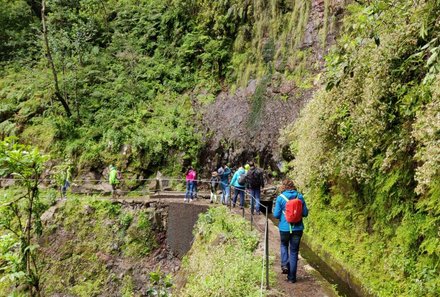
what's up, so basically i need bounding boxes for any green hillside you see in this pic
[0,0,325,175]
[1,0,439,296]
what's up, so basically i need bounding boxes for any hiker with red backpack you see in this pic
[273,179,308,283]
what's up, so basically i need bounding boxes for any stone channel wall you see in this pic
[166,202,209,258]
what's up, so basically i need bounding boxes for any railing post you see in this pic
[229,187,232,210]
[250,201,253,231]
[265,215,269,289]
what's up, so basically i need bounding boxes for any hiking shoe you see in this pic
[190,199,193,202]
[286,278,296,284]
[210,201,213,204]
[281,266,289,274]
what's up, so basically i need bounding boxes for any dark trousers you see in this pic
[62,180,70,197]
[280,230,303,281]
[232,187,245,207]
[249,188,261,214]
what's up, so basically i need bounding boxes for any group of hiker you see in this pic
[86,162,308,284]
[184,161,265,215]
[186,162,309,284]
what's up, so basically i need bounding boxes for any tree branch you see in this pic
[41,0,72,117]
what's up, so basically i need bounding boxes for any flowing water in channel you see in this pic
[299,241,361,297]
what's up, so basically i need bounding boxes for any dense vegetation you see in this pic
[0,139,50,296]
[286,0,440,296]
[0,0,321,176]
[39,198,161,296]
[177,207,271,297]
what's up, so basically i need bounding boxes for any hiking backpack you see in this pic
[248,168,263,188]
[238,172,246,186]
[280,194,303,224]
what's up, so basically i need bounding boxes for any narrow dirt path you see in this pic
[239,210,335,297]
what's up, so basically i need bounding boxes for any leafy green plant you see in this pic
[285,0,440,295]
[178,207,269,297]
[146,269,172,297]
[0,138,48,296]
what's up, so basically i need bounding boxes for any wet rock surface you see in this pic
[200,0,346,171]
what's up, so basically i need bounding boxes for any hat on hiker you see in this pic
[212,171,218,177]
[217,167,224,175]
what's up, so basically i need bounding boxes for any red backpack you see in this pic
[280,194,303,224]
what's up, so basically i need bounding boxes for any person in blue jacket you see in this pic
[273,179,308,283]
[218,162,231,205]
[230,166,246,208]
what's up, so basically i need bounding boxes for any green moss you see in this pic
[248,74,271,130]
[21,120,55,151]
[40,197,159,296]
[120,275,135,297]
[321,0,330,47]
[123,212,157,257]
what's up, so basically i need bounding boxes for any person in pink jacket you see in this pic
[184,166,196,202]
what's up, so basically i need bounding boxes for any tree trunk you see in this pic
[41,0,72,117]
[25,185,41,297]
[27,0,42,19]
[26,193,33,297]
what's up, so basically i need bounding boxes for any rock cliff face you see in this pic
[201,0,346,171]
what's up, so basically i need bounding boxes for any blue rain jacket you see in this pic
[230,168,246,189]
[273,190,308,232]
